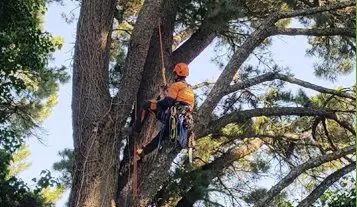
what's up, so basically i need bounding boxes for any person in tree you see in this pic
[134,63,195,157]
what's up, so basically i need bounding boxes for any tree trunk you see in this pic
[116,1,177,206]
[69,0,117,206]
[70,0,164,206]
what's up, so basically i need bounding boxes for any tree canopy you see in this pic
[44,0,357,206]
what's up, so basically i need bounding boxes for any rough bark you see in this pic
[70,0,164,206]
[297,162,356,207]
[172,24,217,64]
[69,0,117,206]
[116,1,177,206]
[254,145,355,207]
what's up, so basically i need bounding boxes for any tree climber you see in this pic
[134,63,195,158]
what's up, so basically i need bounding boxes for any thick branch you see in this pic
[172,26,217,64]
[198,107,337,138]
[195,19,274,133]
[192,80,216,90]
[227,73,355,100]
[172,28,194,50]
[274,74,356,100]
[254,145,355,207]
[269,27,355,38]
[297,162,356,207]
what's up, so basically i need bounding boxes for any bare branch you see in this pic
[227,73,355,100]
[297,162,356,207]
[275,1,355,20]
[269,27,355,38]
[254,145,355,207]
[192,80,216,90]
[274,74,355,100]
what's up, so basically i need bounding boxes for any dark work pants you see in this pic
[142,115,170,155]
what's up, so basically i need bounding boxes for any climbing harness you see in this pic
[167,104,196,165]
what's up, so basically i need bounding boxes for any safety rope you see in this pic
[132,23,167,197]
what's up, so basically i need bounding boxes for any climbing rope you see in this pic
[158,22,166,86]
[132,22,167,197]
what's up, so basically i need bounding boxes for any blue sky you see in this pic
[18,2,355,207]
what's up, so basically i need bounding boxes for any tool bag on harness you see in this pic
[168,104,195,149]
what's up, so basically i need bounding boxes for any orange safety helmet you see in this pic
[173,63,189,77]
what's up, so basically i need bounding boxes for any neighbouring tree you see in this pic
[0,0,69,206]
[68,0,355,206]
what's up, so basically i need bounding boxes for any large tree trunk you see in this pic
[70,0,164,206]
[69,0,117,206]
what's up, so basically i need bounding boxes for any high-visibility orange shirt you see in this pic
[167,81,195,108]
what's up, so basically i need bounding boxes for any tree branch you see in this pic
[195,1,356,134]
[253,145,355,207]
[275,1,355,20]
[269,27,355,38]
[172,28,194,50]
[192,80,216,90]
[227,72,355,100]
[297,162,356,207]
[198,107,338,138]
[172,26,217,64]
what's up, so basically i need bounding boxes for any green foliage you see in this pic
[53,148,74,188]
[0,0,69,206]
[7,145,31,178]
[320,176,356,207]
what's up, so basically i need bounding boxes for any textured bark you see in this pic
[116,1,177,206]
[70,0,164,206]
[70,0,355,206]
[297,162,356,207]
[194,18,274,134]
[69,0,117,206]
[254,145,355,207]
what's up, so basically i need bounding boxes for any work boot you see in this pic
[133,119,143,133]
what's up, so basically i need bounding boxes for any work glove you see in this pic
[159,84,168,99]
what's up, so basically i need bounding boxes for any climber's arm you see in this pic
[157,83,179,110]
